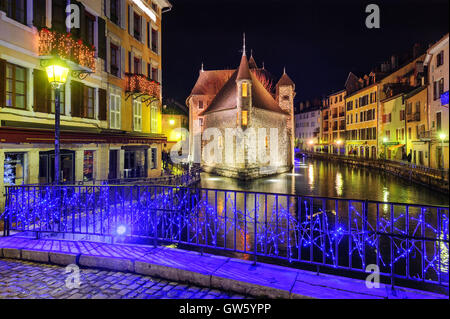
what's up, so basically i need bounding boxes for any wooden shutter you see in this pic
[98,17,106,60]
[71,81,82,117]
[98,88,107,121]
[79,2,86,43]
[33,69,49,113]
[33,0,47,29]
[0,59,5,108]
[52,0,66,33]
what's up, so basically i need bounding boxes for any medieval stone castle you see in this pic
[186,38,295,179]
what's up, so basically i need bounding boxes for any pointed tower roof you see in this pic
[276,68,295,88]
[236,34,252,81]
[236,54,252,81]
[248,50,258,69]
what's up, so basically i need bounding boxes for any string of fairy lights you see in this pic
[126,73,160,97]
[2,185,448,285]
[39,28,96,71]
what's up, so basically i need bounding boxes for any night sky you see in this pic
[162,0,449,104]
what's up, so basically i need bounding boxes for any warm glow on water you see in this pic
[200,158,449,206]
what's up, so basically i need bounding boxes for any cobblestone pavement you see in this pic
[0,259,248,299]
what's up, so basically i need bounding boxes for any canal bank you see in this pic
[302,152,449,194]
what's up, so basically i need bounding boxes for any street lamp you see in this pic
[45,59,69,184]
[439,132,446,170]
[336,139,343,155]
[383,136,388,160]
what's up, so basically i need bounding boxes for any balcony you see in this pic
[38,28,96,71]
[125,73,161,101]
[418,130,432,140]
[407,112,421,122]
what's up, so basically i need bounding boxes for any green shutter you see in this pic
[33,69,49,113]
[98,88,107,121]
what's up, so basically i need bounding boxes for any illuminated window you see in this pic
[242,82,248,97]
[242,111,248,126]
[218,136,223,149]
[265,136,269,148]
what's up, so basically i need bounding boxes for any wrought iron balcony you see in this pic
[407,112,421,122]
[38,28,96,72]
[125,73,161,102]
[418,130,432,140]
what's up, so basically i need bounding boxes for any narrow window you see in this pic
[242,82,248,97]
[242,110,248,126]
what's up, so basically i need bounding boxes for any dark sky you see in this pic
[162,0,449,104]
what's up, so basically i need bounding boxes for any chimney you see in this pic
[391,55,398,70]
[299,102,304,111]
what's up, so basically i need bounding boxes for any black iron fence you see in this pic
[2,184,448,291]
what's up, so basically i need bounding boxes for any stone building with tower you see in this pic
[186,40,295,179]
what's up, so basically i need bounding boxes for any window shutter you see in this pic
[105,0,110,18]
[52,0,66,33]
[71,81,81,117]
[98,17,106,60]
[120,0,126,29]
[79,2,86,43]
[0,59,5,108]
[33,69,49,113]
[141,17,146,43]
[33,0,47,29]
[120,47,125,78]
[98,88,107,121]
[128,5,133,36]
[83,85,88,118]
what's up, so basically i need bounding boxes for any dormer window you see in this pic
[242,82,248,97]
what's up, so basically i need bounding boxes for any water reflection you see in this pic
[335,172,343,197]
[200,158,449,206]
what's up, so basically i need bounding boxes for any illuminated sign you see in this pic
[440,91,449,106]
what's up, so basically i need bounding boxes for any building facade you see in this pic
[345,80,378,159]
[187,47,295,179]
[328,89,346,154]
[424,33,449,170]
[294,101,320,152]
[0,0,171,207]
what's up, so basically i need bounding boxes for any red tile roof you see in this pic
[190,70,235,95]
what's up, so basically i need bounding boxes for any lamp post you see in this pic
[383,136,388,160]
[439,132,446,171]
[336,139,343,155]
[45,59,69,184]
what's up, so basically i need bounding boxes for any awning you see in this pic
[388,144,405,151]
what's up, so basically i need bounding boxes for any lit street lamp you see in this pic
[439,132,446,170]
[336,139,343,155]
[45,59,69,184]
[383,136,388,160]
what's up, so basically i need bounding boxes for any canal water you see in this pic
[193,157,448,288]
[199,157,449,207]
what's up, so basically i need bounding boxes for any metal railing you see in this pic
[2,185,448,291]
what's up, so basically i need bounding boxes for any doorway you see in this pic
[108,150,119,180]
[39,150,75,184]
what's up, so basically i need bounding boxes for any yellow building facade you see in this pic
[328,89,346,154]
[345,83,378,158]
[0,0,171,208]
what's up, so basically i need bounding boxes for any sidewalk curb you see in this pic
[0,239,447,299]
